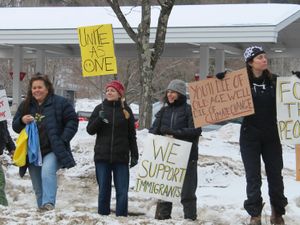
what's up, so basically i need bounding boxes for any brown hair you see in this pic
[22,73,54,115]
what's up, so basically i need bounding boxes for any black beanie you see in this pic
[244,46,265,62]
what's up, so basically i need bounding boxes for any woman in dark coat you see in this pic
[13,74,78,211]
[217,46,287,225]
[242,46,287,225]
[86,80,139,217]
[149,79,202,221]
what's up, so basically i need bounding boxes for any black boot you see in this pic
[270,206,285,225]
[249,216,261,225]
[154,201,172,220]
[247,202,265,225]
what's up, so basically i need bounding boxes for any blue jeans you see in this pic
[95,162,129,216]
[28,152,60,208]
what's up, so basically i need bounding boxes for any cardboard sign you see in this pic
[188,68,254,127]
[0,89,11,121]
[77,24,117,77]
[134,133,192,202]
[276,76,300,144]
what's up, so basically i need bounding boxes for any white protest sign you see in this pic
[0,89,11,121]
[277,76,300,144]
[134,133,192,202]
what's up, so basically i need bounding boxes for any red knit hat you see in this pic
[105,80,125,97]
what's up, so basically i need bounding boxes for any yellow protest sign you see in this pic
[77,24,117,77]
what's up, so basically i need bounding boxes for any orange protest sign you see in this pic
[188,68,254,128]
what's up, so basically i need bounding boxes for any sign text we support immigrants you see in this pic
[134,134,192,202]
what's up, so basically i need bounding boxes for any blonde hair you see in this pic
[121,97,130,119]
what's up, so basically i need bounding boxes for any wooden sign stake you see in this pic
[296,144,300,181]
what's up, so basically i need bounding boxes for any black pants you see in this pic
[155,160,198,220]
[240,124,288,217]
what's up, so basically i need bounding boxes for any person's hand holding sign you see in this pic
[292,71,300,79]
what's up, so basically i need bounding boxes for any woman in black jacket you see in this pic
[86,80,138,217]
[217,46,287,225]
[242,46,287,225]
[13,74,78,211]
[149,79,202,221]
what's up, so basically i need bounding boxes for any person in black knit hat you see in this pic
[217,46,287,225]
[149,79,202,221]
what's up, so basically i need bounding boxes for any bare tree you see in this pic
[0,0,22,6]
[107,0,175,128]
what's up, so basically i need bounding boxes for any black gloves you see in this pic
[99,110,109,123]
[216,71,227,80]
[130,157,138,168]
[292,71,300,79]
[19,165,28,178]
[160,126,180,136]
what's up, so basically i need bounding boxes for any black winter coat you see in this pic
[86,99,138,164]
[0,120,15,155]
[149,96,202,161]
[12,94,78,168]
[242,73,277,132]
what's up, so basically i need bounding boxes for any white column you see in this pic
[36,49,45,74]
[215,49,225,73]
[12,45,23,114]
[199,45,209,79]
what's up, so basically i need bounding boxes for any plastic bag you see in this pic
[13,128,28,167]
[26,122,42,166]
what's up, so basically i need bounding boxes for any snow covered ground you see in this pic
[0,99,299,225]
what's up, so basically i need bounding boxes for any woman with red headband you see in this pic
[87,80,139,217]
